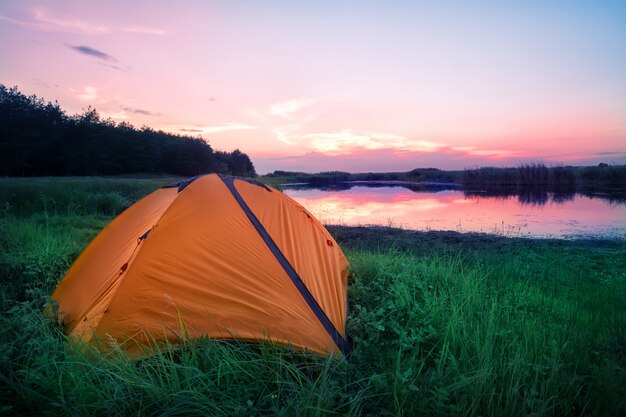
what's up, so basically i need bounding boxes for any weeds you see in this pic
[462,163,626,190]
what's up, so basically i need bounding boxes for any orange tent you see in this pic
[50,174,350,355]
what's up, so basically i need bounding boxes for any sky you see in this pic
[1,0,625,174]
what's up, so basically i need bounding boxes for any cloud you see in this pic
[273,125,300,145]
[157,123,257,136]
[596,151,626,156]
[269,99,315,118]
[121,26,167,35]
[122,107,160,117]
[0,9,166,35]
[448,146,518,159]
[71,86,98,101]
[31,78,60,89]
[293,130,445,155]
[0,14,47,30]
[301,130,389,154]
[69,44,127,71]
[34,9,109,34]
[97,61,124,71]
[252,148,530,175]
[106,111,128,120]
[263,98,320,145]
[252,98,523,170]
[264,100,447,154]
[202,123,257,134]
[464,149,516,157]
[68,45,117,62]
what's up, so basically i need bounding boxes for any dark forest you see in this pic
[0,85,256,177]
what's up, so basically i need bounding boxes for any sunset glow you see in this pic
[1,1,625,173]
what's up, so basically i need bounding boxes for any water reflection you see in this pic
[464,187,626,207]
[463,189,574,207]
[283,183,626,238]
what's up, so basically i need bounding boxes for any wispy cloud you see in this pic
[157,123,257,136]
[259,98,520,166]
[201,123,257,134]
[69,86,99,102]
[68,45,117,62]
[33,9,108,34]
[464,149,516,157]
[122,107,160,117]
[31,78,60,89]
[273,125,300,145]
[596,151,626,156]
[0,8,166,35]
[97,61,124,71]
[265,99,447,156]
[449,146,518,159]
[0,14,48,30]
[291,130,444,155]
[301,130,391,154]
[105,111,128,120]
[121,26,167,35]
[253,147,529,175]
[67,44,126,71]
[269,98,316,118]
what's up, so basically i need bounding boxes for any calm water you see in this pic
[283,184,626,239]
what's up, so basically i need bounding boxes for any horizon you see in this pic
[1,1,625,174]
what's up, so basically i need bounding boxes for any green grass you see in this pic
[0,176,177,217]
[1,177,625,416]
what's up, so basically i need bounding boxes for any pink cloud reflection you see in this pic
[284,186,626,237]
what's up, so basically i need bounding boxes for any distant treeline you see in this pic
[0,85,256,177]
[462,163,626,190]
[265,168,462,186]
[265,163,626,190]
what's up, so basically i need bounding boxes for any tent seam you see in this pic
[218,174,350,355]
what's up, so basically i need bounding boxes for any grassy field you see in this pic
[1,177,625,416]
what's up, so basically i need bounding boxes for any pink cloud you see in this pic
[251,146,623,174]
[1,7,166,35]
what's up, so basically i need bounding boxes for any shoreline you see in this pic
[280,178,626,193]
[327,225,626,251]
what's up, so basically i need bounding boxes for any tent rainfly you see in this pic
[50,174,350,355]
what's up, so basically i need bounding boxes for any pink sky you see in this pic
[1,1,625,173]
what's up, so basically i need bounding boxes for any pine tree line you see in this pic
[0,85,256,177]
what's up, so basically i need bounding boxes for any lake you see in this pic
[283,183,626,239]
